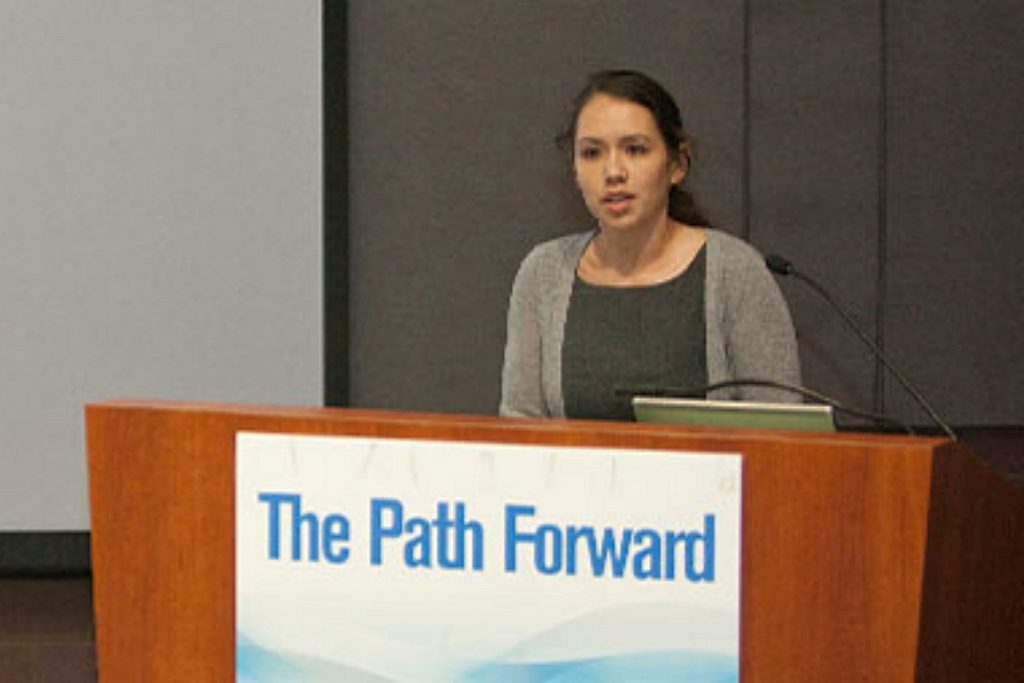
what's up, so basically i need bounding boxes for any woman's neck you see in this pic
[581,219,705,286]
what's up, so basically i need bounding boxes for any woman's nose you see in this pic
[604,153,626,183]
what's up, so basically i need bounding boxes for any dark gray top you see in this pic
[500,228,801,418]
[563,248,707,420]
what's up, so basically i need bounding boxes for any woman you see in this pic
[500,70,800,420]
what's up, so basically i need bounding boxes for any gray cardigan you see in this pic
[499,228,801,417]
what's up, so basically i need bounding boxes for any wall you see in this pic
[343,1,1024,428]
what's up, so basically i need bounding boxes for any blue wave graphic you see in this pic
[238,601,738,681]
[237,633,304,681]
[462,650,737,682]
[237,633,394,682]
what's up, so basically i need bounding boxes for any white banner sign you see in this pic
[236,432,742,682]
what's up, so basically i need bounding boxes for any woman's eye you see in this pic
[578,147,600,159]
[626,144,649,156]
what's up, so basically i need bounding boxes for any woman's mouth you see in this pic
[602,192,635,213]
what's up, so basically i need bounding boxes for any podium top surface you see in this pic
[86,398,950,453]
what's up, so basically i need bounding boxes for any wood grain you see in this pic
[85,401,1021,681]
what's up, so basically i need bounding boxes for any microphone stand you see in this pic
[766,254,956,440]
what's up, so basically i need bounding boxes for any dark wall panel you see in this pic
[748,2,882,414]
[341,1,1024,427]
[348,1,743,414]
[886,3,1024,424]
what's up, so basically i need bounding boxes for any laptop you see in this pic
[632,396,835,432]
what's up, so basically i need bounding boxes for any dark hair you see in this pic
[557,69,709,227]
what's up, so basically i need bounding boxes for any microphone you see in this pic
[766,253,956,440]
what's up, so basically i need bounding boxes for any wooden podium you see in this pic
[85,400,1022,681]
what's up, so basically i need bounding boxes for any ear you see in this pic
[671,142,691,185]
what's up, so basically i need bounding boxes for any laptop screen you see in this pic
[632,396,835,432]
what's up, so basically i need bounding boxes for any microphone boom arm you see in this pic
[768,255,956,440]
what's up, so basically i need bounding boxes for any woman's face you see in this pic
[573,93,686,234]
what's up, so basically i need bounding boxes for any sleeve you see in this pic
[722,246,803,403]
[499,248,549,417]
